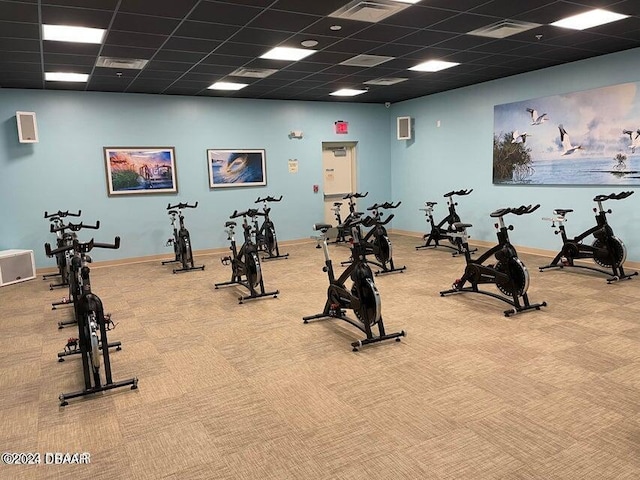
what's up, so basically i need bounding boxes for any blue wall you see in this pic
[389,47,640,261]
[4,46,640,268]
[0,91,391,267]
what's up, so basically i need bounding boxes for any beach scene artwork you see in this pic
[105,147,177,195]
[493,82,640,185]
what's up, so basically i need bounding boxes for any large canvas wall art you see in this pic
[207,149,266,188]
[104,147,177,195]
[493,82,640,185]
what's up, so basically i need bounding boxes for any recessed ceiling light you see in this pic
[260,47,316,61]
[330,25,342,31]
[301,40,319,48]
[45,72,89,82]
[409,60,460,72]
[392,0,421,3]
[208,82,248,91]
[43,24,105,44]
[551,9,629,30]
[330,89,367,97]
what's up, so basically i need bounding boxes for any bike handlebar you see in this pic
[167,202,198,210]
[490,204,540,218]
[593,191,633,202]
[255,195,282,203]
[44,210,81,219]
[443,189,473,198]
[45,236,120,256]
[50,220,100,233]
[230,208,260,219]
[343,192,368,200]
[367,201,401,211]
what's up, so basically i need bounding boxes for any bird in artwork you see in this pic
[511,130,531,144]
[526,108,548,125]
[622,129,640,153]
[559,124,582,155]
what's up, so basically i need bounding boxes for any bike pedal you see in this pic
[221,256,232,266]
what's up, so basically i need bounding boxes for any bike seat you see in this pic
[553,209,573,215]
[333,202,342,207]
[225,221,237,228]
[313,223,332,231]
[452,222,472,231]
[425,201,437,207]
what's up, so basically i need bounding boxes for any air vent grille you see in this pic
[95,57,148,69]
[340,54,395,67]
[364,77,408,86]
[329,0,409,24]
[468,19,541,39]
[229,67,278,78]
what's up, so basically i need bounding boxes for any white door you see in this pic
[322,143,356,226]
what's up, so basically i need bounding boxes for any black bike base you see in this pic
[52,298,73,310]
[374,264,406,276]
[440,287,547,317]
[58,341,121,361]
[172,264,205,274]
[416,243,477,257]
[261,252,289,261]
[59,377,138,406]
[302,311,406,351]
[214,280,279,304]
[43,272,61,279]
[539,263,638,283]
[58,318,77,329]
[49,280,69,290]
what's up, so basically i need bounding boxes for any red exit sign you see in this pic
[335,121,349,134]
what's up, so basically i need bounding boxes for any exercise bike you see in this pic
[332,192,368,244]
[343,202,406,275]
[303,217,406,351]
[43,209,82,288]
[50,220,100,329]
[215,209,279,303]
[162,202,205,274]
[539,191,637,283]
[45,238,137,406]
[252,195,289,260]
[440,205,547,317]
[416,189,477,256]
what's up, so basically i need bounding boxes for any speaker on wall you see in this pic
[16,111,39,143]
[397,116,411,140]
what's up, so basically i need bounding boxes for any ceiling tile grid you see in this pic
[0,0,637,102]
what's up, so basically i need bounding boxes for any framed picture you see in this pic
[493,81,640,185]
[207,149,267,188]
[104,147,178,196]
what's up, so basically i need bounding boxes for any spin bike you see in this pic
[162,202,205,274]
[45,238,137,405]
[440,205,547,317]
[417,189,477,256]
[215,209,279,303]
[343,202,406,275]
[43,209,82,288]
[303,217,406,351]
[332,192,368,244]
[50,220,101,330]
[252,195,289,260]
[539,191,637,283]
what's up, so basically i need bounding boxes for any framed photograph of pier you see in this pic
[207,149,267,188]
[493,81,640,185]
[104,147,178,196]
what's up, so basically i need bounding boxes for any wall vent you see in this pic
[364,77,408,86]
[229,67,278,78]
[95,57,149,69]
[340,54,394,67]
[468,19,541,39]
[329,0,409,24]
